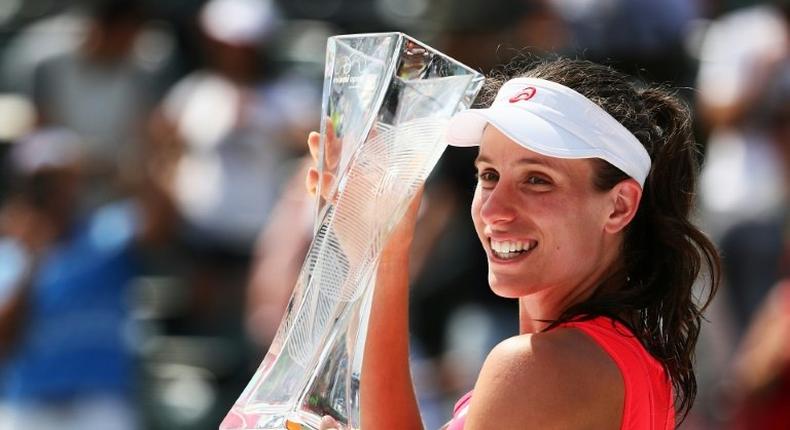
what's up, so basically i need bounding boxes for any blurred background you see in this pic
[0,0,788,429]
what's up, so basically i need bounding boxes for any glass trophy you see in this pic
[220,32,484,430]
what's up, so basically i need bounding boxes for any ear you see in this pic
[603,178,642,234]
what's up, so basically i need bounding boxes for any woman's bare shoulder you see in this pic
[463,328,624,429]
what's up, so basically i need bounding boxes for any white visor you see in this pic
[445,77,651,187]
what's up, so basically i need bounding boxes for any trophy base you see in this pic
[220,406,324,430]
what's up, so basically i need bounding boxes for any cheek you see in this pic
[554,204,607,257]
[537,195,603,247]
[470,189,485,238]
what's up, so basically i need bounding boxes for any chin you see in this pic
[488,274,531,299]
[488,271,547,299]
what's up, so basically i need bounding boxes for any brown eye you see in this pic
[480,172,498,181]
[526,176,551,186]
[475,169,499,187]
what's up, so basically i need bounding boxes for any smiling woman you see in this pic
[310,57,720,430]
[471,129,628,303]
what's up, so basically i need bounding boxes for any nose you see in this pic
[478,182,517,226]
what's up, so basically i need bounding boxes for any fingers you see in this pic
[324,119,341,170]
[308,117,342,172]
[305,167,337,199]
[308,132,321,163]
[306,167,319,196]
[320,171,335,198]
[325,117,335,139]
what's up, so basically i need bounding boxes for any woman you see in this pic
[309,58,720,429]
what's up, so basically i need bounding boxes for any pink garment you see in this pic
[445,316,674,429]
[446,391,472,430]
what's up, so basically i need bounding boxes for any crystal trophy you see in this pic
[220,32,483,430]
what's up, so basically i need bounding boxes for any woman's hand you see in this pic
[305,119,340,200]
[303,127,423,260]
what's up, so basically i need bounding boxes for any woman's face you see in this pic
[471,126,621,299]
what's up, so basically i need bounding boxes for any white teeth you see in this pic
[490,239,534,258]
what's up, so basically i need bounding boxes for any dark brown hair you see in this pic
[482,58,721,424]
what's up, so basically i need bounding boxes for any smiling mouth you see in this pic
[489,238,537,260]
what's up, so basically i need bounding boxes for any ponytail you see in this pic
[627,87,721,421]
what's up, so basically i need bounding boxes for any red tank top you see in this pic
[446,316,675,430]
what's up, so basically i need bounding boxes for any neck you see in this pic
[517,283,596,333]
[518,253,626,334]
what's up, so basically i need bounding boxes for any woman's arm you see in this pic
[358,193,424,429]
[307,131,424,429]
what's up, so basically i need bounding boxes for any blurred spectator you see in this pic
[692,3,790,428]
[550,0,701,83]
[145,1,320,425]
[30,0,164,208]
[0,127,174,430]
[722,280,790,429]
[696,0,790,239]
[696,0,790,339]
[0,6,86,96]
[154,0,318,254]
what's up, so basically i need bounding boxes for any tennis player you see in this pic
[310,58,720,430]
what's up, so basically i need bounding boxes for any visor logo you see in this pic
[509,87,536,103]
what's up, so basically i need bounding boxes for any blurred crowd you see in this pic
[0,0,787,429]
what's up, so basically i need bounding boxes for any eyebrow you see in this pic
[474,154,562,170]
